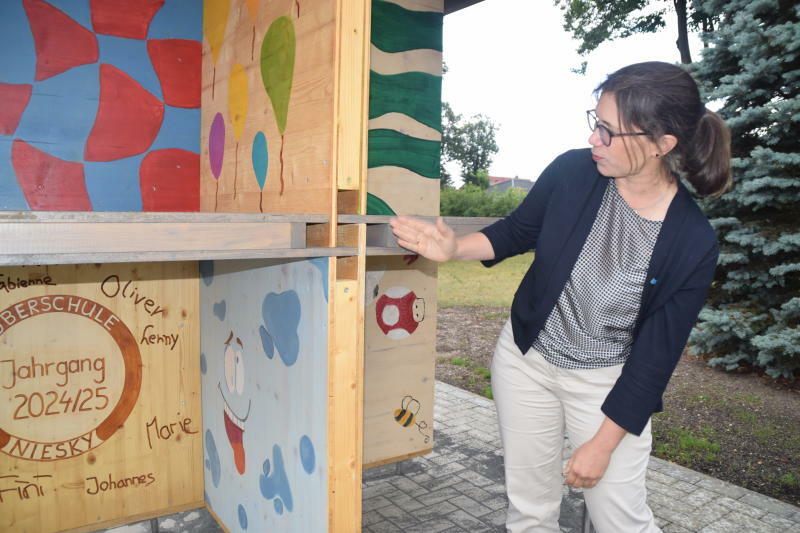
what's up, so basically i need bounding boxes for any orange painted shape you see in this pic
[245,0,260,20]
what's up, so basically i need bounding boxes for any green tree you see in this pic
[688,0,800,378]
[554,0,717,65]
[463,168,490,190]
[451,114,499,184]
[439,104,499,187]
[439,101,460,189]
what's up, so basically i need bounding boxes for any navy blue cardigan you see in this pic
[480,148,718,436]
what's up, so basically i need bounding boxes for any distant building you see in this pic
[487,176,534,194]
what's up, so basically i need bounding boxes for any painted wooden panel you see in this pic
[200,258,329,532]
[200,0,336,215]
[0,262,202,533]
[367,0,442,216]
[363,255,437,466]
[0,0,202,212]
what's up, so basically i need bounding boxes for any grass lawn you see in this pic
[437,253,533,307]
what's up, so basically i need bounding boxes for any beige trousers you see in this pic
[491,320,661,533]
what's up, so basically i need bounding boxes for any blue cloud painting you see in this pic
[261,291,301,366]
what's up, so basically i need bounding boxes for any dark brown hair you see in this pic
[596,61,731,196]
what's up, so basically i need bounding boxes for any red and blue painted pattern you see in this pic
[0,0,201,211]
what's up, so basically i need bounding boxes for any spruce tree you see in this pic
[688,0,800,378]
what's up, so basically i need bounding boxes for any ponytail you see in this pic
[597,62,733,198]
[687,109,732,197]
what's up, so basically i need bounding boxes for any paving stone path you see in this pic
[105,381,800,533]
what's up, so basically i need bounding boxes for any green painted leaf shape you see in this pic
[367,193,396,215]
[260,16,296,134]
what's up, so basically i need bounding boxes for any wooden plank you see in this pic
[0,222,304,254]
[334,0,371,192]
[329,278,364,533]
[0,263,202,533]
[340,215,501,250]
[363,256,437,466]
[0,248,360,267]
[338,214,500,226]
[0,212,329,224]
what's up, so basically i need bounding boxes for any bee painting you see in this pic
[393,395,431,443]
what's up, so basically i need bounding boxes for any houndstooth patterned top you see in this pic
[533,179,663,369]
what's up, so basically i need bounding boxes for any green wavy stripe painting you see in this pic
[369,72,442,133]
[368,129,440,178]
[371,0,443,53]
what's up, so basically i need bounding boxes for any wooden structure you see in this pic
[0,0,487,531]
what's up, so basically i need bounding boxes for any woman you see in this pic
[390,62,730,532]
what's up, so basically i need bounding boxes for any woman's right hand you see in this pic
[389,216,457,263]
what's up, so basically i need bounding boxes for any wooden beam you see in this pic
[1,221,305,254]
[0,247,360,266]
[338,215,500,249]
[0,212,373,265]
[328,278,364,533]
[334,0,371,194]
[0,211,329,223]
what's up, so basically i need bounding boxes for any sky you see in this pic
[442,0,704,184]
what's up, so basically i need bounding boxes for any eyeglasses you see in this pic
[586,110,650,147]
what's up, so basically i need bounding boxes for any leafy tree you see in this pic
[688,0,800,379]
[451,114,499,183]
[440,185,526,217]
[439,101,460,189]
[439,104,499,187]
[463,168,490,190]
[554,0,717,64]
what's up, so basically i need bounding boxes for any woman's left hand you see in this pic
[563,439,613,489]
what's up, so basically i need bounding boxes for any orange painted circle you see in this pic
[0,295,142,461]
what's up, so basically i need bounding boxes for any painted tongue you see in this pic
[224,410,246,474]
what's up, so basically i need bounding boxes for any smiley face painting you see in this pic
[220,331,251,474]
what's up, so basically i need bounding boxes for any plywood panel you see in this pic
[201,0,336,215]
[363,256,436,466]
[200,258,329,533]
[0,263,202,532]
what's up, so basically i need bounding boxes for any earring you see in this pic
[654,153,661,158]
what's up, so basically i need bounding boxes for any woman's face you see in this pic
[588,92,655,179]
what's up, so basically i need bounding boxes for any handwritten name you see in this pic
[140,324,179,351]
[0,474,53,503]
[101,275,165,317]
[145,415,197,450]
[86,472,155,495]
[0,273,55,293]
